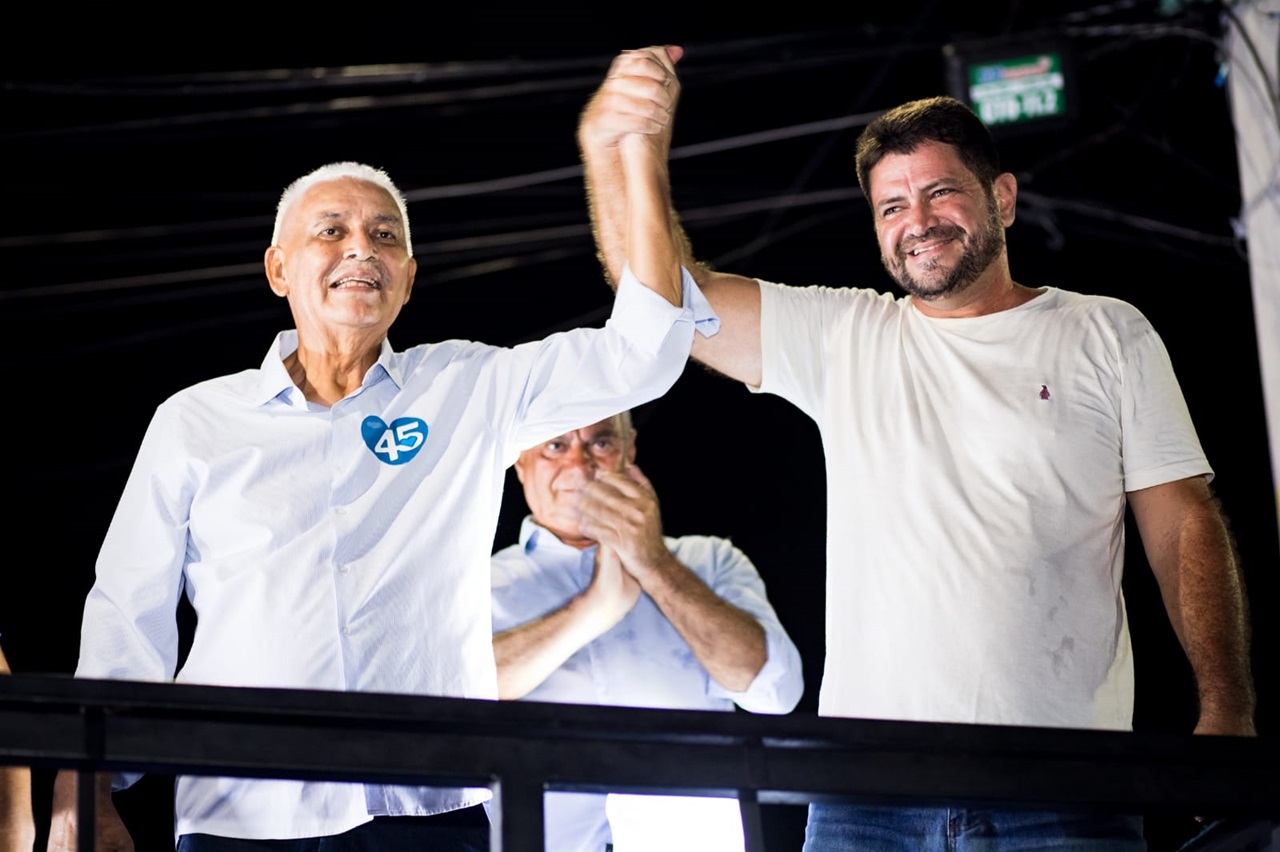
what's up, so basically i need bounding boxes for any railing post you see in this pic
[76,700,104,852]
[75,769,95,852]
[739,789,766,852]
[489,777,545,852]
[740,733,769,852]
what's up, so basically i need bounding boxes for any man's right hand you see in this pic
[493,543,643,700]
[47,771,134,852]
[581,543,642,632]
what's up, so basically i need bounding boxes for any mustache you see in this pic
[898,225,966,257]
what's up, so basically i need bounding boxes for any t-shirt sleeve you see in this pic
[753,280,836,421]
[1118,313,1213,492]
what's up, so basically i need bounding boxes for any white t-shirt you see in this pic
[756,282,1211,730]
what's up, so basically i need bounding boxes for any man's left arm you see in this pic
[503,46,719,458]
[629,551,769,694]
[578,466,768,694]
[1128,475,1256,736]
[648,535,805,714]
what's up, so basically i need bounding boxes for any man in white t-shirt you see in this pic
[577,46,1256,851]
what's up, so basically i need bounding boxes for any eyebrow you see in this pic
[309,211,403,229]
[874,178,956,210]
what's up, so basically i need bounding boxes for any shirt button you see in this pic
[338,564,351,574]
[334,506,347,515]
[341,626,351,636]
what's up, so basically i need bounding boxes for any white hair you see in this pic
[271,162,413,255]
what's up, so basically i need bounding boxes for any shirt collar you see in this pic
[373,337,406,388]
[252,330,403,408]
[519,516,596,556]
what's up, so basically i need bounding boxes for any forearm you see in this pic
[583,137,698,288]
[581,139,763,383]
[1161,507,1254,728]
[1133,479,1256,733]
[48,770,133,852]
[493,597,612,700]
[578,45,689,299]
[0,769,34,852]
[582,138,628,288]
[0,648,36,852]
[639,553,767,692]
[621,138,681,306]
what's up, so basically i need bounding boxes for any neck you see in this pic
[536,519,597,551]
[910,258,1042,319]
[286,334,384,406]
[561,534,597,551]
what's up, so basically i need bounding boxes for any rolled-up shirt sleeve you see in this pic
[506,265,719,457]
[608,264,720,354]
[693,538,804,715]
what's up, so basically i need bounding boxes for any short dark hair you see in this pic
[855,96,1001,199]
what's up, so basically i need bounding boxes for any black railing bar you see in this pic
[3,675,1277,816]
[6,675,1270,765]
[6,676,758,746]
[5,714,1275,816]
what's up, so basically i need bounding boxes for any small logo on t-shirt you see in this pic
[361,416,428,465]
[1039,385,1051,400]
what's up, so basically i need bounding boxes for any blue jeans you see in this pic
[177,808,489,852]
[803,804,1146,852]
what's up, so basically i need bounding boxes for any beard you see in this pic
[882,195,1005,302]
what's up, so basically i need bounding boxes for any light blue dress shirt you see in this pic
[76,267,717,840]
[491,517,804,852]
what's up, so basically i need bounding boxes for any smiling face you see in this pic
[264,177,417,345]
[869,140,1014,304]
[514,415,636,549]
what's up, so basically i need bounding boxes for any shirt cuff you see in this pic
[681,267,721,339]
[610,265,720,354]
[709,623,802,715]
[113,771,143,791]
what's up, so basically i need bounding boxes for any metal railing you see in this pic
[2,674,1276,852]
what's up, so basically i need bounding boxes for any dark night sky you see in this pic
[3,2,1277,848]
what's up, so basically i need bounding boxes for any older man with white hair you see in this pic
[491,409,803,852]
[50,47,706,852]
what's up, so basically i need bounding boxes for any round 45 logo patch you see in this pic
[361,416,428,465]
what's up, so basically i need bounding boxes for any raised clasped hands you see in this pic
[571,464,669,634]
[578,464,672,584]
[579,45,684,158]
[584,543,642,631]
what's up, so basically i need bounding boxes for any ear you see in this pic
[626,429,638,466]
[993,172,1017,227]
[402,256,417,306]
[265,246,289,297]
[513,451,530,486]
